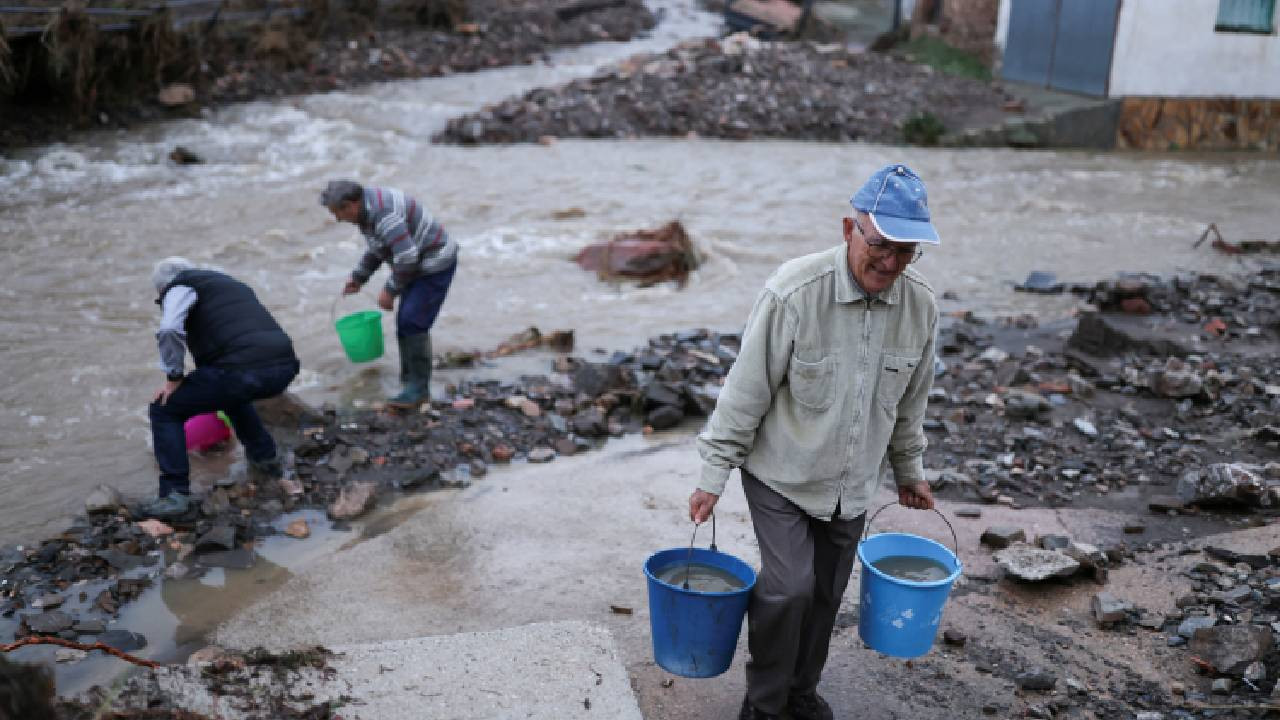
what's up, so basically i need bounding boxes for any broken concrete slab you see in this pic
[993,545,1080,582]
[143,622,642,720]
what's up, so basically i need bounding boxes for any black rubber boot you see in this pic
[388,333,432,409]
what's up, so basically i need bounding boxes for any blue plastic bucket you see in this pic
[644,546,757,678]
[856,508,962,659]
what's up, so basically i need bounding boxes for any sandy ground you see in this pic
[202,428,1274,718]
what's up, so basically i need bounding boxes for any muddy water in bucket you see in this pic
[656,562,748,593]
[871,555,952,583]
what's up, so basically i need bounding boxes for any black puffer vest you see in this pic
[160,269,296,370]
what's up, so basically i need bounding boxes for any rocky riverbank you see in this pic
[434,34,1013,144]
[2,263,1278,717]
[0,0,656,150]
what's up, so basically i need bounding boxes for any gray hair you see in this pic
[320,179,363,208]
[151,256,195,295]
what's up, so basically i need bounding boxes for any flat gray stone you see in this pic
[1178,615,1217,638]
[99,629,147,652]
[196,549,256,570]
[994,545,1080,582]
[196,526,237,552]
[1092,592,1133,624]
[22,611,73,634]
[74,619,107,635]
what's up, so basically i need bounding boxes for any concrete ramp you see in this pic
[147,621,642,719]
[320,621,643,720]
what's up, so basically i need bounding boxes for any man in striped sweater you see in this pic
[322,180,459,408]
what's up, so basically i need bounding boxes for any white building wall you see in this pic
[1110,0,1280,97]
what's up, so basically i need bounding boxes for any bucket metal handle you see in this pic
[329,291,369,326]
[862,502,959,559]
[682,514,717,589]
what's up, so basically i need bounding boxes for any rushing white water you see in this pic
[0,0,1276,545]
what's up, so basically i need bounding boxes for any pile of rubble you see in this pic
[434,36,1011,144]
[0,329,740,662]
[924,265,1280,515]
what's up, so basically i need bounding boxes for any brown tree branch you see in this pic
[0,635,161,668]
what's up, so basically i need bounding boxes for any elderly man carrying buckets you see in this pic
[690,164,942,720]
[321,180,458,409]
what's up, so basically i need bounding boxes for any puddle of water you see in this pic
[6,508,351,696]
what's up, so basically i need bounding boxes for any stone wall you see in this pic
[1116,98,1280,152]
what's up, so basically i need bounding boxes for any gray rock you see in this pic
[99,629,147,652]
[22,611,73,634]
[1177,615,1217,638]
[31,593,63,609]
[528,447,556,463]
[195,525,236,552]
[572,407,607,437]
[1015,669,1056,692]
[1003,389,1049,420]
[1213,585,1253,604]
[1072,418,1098,438]
[1178,462,1274,508]
[980,526,1026,549]
[85,484,123,514]
[73,619,106,634]
[1189,625,1273,675]
[942,628,966,646]
[994,545,1080,582]
[1092,592,1133,624]
[647,405,683,430]
[1135,713,1164,720]
[196,549,256,570]
[328,481,376,520]
[55,648,88,663]
[254,392,324,428]
[1036,534,1070,551]
[1211,677,1232,694]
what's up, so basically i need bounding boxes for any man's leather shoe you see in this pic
[739,694,780,720]
[787,690,834,720]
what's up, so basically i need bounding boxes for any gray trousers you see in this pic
[742,470,865,715]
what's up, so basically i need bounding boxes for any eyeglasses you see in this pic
[852,217,923,264]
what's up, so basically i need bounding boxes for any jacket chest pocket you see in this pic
[789,354,835,411]
[877,352,918,409]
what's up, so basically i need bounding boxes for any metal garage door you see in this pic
[1001,0,1121,97]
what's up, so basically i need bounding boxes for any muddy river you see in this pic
[0,0,1276,546]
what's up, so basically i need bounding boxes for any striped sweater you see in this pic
[350,187,458,296]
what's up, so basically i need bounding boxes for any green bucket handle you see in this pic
[862,502,959,559]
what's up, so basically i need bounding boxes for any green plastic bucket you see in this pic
[335,310,384,363]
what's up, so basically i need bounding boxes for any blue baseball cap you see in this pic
[850,163,940,245]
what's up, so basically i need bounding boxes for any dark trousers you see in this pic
[396,262,456,339]
[742,470,865,715]
[149,359,299,497]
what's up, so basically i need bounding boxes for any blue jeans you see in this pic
[149,359,299,497]
[396,262,456,338]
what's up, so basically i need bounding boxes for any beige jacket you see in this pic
[696,244,938,521]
